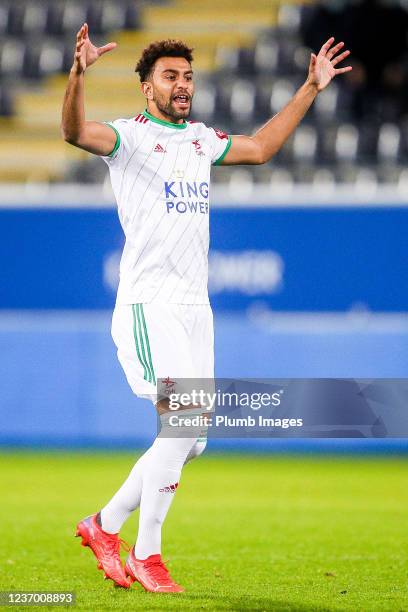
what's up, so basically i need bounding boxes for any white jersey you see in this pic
[101,110,231,305]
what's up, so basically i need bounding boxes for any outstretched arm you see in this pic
[220,37,352,165]
[61,23,118,155]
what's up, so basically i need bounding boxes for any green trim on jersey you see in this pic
[131,304,156,385]
[213,135,232,166]
[104,123,121,157]
[143,109,187,130]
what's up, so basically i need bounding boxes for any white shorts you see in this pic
[111,303,214,403]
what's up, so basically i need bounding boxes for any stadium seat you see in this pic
[336,163,365,185]
[253,165,274,184]
[215,45,239,73]
[52,0,139,37]
[377,163,400,184]
[254,38,279,74]
[292,163,316,184]
[312,168,336,192]
[230,79,255,123]
[86,2,131,35]
[377,123,401,162]
[60,3,88,36]
[23,3,48,35]
[46,2,85,36]
[8,2,48,36]
[293,125,318,162]
[314,82,340,122]
[38,42,65,77]
[334,124,359,162]
[277,4,302,34]
[292,45,311,73]
[354,167,378,197]
[269,167,295,193]
[270,78,296,115]
[190,80,216,123]
[0,0,404,185]
[228,168,255,198]
[0,40,25,77]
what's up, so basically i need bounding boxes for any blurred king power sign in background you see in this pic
[0,0,407,447]
[0,204,407,312]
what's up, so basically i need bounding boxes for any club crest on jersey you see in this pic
[163,377,176,388]
[158,376,177,396]
[192,139,205,156]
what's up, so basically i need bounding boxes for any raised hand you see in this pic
[72,23,117,74]
[308,37,352,92]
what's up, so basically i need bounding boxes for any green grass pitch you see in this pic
[0,451,407,611]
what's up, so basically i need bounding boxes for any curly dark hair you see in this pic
[135,39,194,82]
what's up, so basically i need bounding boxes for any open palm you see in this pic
[308,37,352,92]
[73,23,116,74]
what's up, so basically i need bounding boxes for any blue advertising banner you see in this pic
[0,206,407,311]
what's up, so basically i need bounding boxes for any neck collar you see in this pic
[143,109,187,129]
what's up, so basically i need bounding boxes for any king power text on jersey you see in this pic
[164,181,209,214]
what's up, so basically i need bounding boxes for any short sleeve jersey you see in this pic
[101,110,231,305]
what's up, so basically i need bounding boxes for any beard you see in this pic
[155,94,192,121]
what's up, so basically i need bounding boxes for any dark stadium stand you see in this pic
[1,0,407,188]
[0,1,140,84]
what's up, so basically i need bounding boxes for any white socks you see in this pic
[134,436,198,559]
[100,436,207,554]
[100,447,152,534]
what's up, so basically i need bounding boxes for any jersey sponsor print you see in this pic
[102,110,231,305]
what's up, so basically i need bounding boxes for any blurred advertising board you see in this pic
[0,206,407,311]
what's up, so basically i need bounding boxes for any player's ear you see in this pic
[141,81,153,100]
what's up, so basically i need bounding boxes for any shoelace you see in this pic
[146,559,172,583]
[119,538,131,553]
[104,534,131,557]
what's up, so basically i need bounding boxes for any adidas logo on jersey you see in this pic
[154,143,166,153]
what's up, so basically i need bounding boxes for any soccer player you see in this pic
[61,23,351,593]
